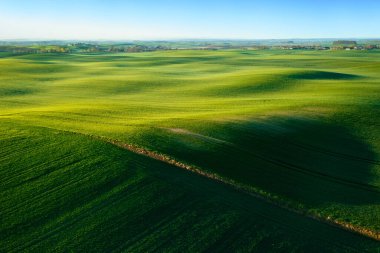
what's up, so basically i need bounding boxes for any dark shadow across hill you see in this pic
[287,70,361,80]
[140,117,380,207]
[201,70,363,96]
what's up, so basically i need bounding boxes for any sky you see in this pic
[0,0,379,40]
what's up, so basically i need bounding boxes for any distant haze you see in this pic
[1,0,379,40]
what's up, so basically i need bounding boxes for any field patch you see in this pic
[2,122,379,252]
[1,50,380,250]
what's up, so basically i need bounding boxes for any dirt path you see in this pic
[32,125,380,242]
[95,136,380,242]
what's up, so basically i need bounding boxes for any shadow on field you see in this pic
[287,70,360,80]
[146,117,380,207]
[202,70,362,96]
[212,118,380,206]
[0,88,36,97]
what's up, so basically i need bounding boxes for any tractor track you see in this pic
[21,125,380,242]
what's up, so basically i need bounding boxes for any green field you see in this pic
[1,49,380,252]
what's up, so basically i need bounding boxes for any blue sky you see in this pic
[0,0,379,40]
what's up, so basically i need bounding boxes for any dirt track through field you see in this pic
[95,136,380,242]
[33,125,380,242]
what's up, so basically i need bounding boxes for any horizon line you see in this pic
[1,37,380,42]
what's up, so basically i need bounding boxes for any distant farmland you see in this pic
[1,49,380,252]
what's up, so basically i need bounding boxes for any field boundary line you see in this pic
[95,136,380,241]
[24,125,380,242]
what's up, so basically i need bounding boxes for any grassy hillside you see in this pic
[1,49,380,251]
[1,121,379,252]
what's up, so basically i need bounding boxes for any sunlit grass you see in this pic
[1,49,380,250]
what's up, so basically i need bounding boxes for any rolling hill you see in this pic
[1,49,380,252]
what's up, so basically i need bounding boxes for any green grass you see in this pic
[1,121,378,252]
[1,49,380,251]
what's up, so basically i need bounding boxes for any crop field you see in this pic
[1,49,380,252]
